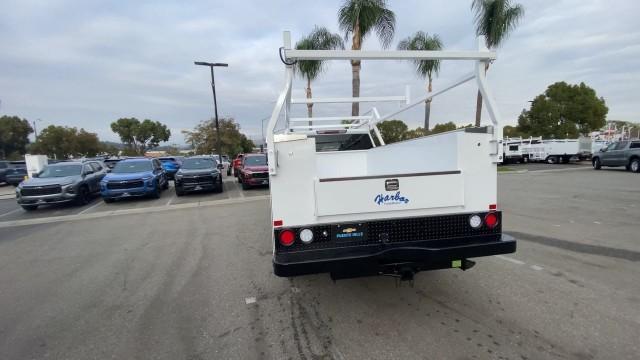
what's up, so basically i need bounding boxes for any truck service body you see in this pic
[266,32,516,280]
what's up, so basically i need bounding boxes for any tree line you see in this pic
[375,120,470,144]
[294,0,524,130]
[504,81,609,139]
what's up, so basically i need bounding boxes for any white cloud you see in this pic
[1,0,638,145]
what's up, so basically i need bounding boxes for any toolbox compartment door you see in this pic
[314,171,464,216]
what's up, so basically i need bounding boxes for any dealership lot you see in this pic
[0,166,638,360]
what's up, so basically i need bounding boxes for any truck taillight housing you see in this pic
[484,213,498,229]
[278,229,295,246]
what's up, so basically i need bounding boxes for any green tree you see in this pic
[397,31,443,130]
[516,82,608,138]
[110,117,171,154]
[183,117,254,156]
[503,125,521,138]
[295,27,344,122]
[0,115,33,159]
[338,0,396,116]
[376,119,408,143]
[31,125,102,158]
[471,0,525,126]
[430,122,457,135]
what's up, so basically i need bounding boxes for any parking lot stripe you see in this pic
[77,201,103,215]
[0,195,270,229]
[166,194,176,206]
[495,255,525,265]
[245,297,256,305]
[530,265,544,271]
[0,208,21,219]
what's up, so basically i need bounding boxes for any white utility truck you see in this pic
[523,138,592,163]
[266,32,516,280]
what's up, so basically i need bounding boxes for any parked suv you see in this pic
[174,157,223,196]
[100,158,168,202]
[4,161,28,186]
[238,154,269,189]
[15,160,107,211]
[158,157,182,179]
[592,140,640,172]
[0,161,9,184]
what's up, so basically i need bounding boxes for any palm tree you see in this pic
[398,32,443,130]
[294,27,344,123]
[338,0,396,116]
[471,0,524,126]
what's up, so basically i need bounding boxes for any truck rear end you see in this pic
[266,32,516,280]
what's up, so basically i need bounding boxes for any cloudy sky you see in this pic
[1,0,638,144]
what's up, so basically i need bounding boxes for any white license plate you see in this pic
[195,186,202,190]
[261,180,268,185]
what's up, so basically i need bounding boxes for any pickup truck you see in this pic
[265,32,515,281]
[592,140,640,172]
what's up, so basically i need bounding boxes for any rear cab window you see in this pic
[308,133,374,152]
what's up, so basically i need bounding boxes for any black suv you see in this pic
[15,160,107,210]
[174,157,223,196]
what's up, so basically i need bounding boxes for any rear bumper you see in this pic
[273,234,516,278]
[243,177,269,186]
[101,185,156,199]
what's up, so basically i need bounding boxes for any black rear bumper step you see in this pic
[273,234,516,278]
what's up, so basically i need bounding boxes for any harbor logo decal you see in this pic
[374,191,409,205]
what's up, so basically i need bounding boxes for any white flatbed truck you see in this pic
[266,32,516,280]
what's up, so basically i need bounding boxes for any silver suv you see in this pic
[16,160,107,211]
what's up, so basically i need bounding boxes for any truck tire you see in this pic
[214,176,223,193]
[75,186,90,205]
[630,158,640,173]
[546,156,558,164]
[150,182,161,199]
[592,157,602,170]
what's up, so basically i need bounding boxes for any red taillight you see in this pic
[273,220,283,227]
[485,213,498,229]
[489,204,497,210]
[279,229,295,246]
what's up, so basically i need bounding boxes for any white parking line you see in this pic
[234,181,245,198]
[77,201,103,215]
[166,194,176,206]
[245,297,256,304]
[0,208,21,219]
[495,255,526,265]
[0,195,270,229]
[530,265,544,271]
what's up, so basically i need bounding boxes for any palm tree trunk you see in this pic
[306,77,313,126]
[352,61,361,116]
[474,62,490,127]
[425,78,433,130]
[351,19,362,117]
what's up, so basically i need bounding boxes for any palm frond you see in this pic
[294,26,344,82]
[472,0,525,49]
[337,0,396,47]
[397,31,443,80]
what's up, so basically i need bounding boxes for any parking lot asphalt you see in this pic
[0,166,638,359]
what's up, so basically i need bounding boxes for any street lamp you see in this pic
[33,118,43,141]
[194,61,228,165]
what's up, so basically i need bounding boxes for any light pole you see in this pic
[33,118,42,141]
[194,61,228,165]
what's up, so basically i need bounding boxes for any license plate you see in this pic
[122,192,130,197]
[195,185,202,190]
[332,223,367,242]
[261,180,269,185]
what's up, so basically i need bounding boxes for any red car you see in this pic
[232,154,244,177]
[238,154,269,190]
